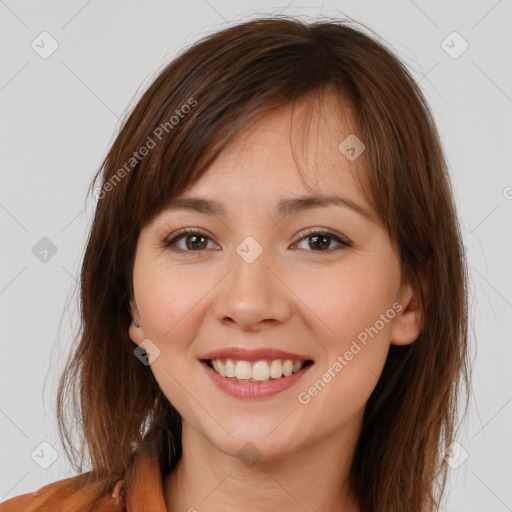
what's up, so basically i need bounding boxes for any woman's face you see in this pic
[129,97,421,462]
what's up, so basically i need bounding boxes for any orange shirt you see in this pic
[0,452,168,512]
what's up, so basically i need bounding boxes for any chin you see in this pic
[197,418,304,464]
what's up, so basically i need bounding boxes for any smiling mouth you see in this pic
[202,358,314,383]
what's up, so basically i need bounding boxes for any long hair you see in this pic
[55,16,471,512]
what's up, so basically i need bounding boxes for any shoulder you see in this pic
[0,473,126,512]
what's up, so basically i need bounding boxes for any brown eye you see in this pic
[164,228,217,253]
[183,233,208,251]
[293,229,352,252]
[305,234,331,251]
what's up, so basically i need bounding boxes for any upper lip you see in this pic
[199,346,313,363]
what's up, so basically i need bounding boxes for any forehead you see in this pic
[182,95,367,205]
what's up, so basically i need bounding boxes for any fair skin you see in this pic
[129,95,422,512]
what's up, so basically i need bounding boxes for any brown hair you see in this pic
[55,15,471,512]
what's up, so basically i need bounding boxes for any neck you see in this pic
[163,417,362,512]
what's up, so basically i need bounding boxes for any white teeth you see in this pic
[216,359,226,377]
[270,359,283,378]
[210,358,308,382]
[235,360,252,380]
[212,359,226,376]
[252,361,270,381]
[225,358,236,378]
[282,360,293,377]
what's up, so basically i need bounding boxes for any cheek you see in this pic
[133,259,209,412]
[134,256,209,341]
[292,258,399,412]
[291,257,400,350]
[297,259,400,420]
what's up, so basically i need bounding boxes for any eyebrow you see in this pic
[162,194,375,222]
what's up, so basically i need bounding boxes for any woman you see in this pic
[1,15,470,512]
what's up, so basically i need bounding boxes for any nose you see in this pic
[212,238,293,332]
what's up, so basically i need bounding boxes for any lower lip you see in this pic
[200,360,313,399]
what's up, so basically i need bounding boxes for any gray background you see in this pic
[1,1,511,510]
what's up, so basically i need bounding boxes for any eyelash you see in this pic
[162,227,352,255]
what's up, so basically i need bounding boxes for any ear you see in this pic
[389,280,423,346]
[128,299,145,346]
